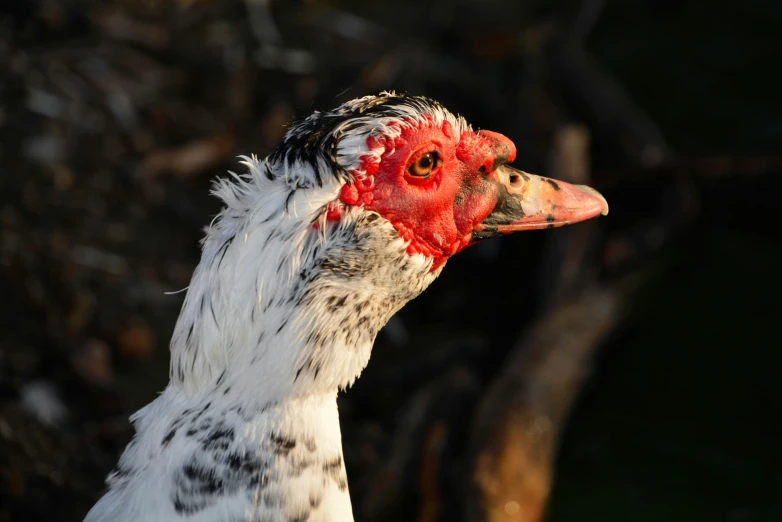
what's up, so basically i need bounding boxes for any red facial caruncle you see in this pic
[323,114,609,271]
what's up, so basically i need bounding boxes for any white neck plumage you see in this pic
[168,156,437,401]
[86,156,441,522]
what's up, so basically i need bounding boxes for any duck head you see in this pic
[168,93,608,399]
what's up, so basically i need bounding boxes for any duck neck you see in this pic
[168,207,440,401]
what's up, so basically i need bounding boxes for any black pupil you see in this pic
[419,154,432,168]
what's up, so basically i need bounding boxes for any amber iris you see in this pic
[408,151,439,177]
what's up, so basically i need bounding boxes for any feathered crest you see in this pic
[268,92,470,188]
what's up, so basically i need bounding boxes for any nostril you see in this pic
[509,173,523,189]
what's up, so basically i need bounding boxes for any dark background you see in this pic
[1,1,780,521]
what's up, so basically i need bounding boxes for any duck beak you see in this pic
[473,165,609,240]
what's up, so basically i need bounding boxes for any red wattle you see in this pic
[326,202,343,221]
[339,184,359,205]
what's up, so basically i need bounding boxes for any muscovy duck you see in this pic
[85,93,608,522]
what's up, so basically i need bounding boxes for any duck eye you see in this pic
[408,151,439,177]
